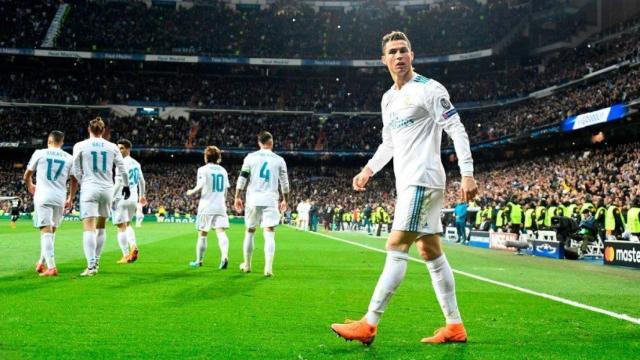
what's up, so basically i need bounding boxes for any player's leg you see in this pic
[39,205,63,276]
[113,201,130,263]
[81,215,98,276]
[416,189,466,344]
[95,216,107,268]
[214,214,230,269]
[135,204,144,228]
[191,214,210,267]
[125,203,139,262]
[241,207,259,273]
[262,207,280,277]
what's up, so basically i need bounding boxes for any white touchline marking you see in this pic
[291,227,640,325]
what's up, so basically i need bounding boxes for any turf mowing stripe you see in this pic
[294,227,640,326]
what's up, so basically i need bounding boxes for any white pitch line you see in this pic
[294,227,640,325]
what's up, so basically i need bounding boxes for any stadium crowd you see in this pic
[56,0,524,58]
[3,141,639,239]
[0,0,55,49]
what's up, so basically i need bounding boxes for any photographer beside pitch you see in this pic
[331,31,478,345]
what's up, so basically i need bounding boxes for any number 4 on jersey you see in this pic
[259,161,270,182]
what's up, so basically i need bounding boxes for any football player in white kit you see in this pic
[186,146,231,269]
[296,199,311,231]
[135,203,144,228]
[69,117,130,277]
[234,131,290,277]
[331,31,478,345]
[23,131,73,277]
[112,139,146,264]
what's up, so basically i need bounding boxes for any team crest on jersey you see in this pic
[403,95,413,106]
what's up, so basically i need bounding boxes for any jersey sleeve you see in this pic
[279,158,290,194]
[426,82,474,177]
[26,150,41,171]
[223,169,230,189]
[112,144,129,185]
[137,164,146,197]
[71,143,83,180]
[366,96,393,175]
[236,155,252,190]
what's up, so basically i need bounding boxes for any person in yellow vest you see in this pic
[544,200,560,229]
[605,198,626,240]
[375,204,386,237]
[523,202,537,232]
[343,211,351,230]
[382,208,392,234]
[506,199,523,234]
[495,202,507,231]
[580,195,595,216]
[627,197,640,238]
[535,199,547,230]
[594,197,606,241]
[562,200,578,220]
[157,205,166,222]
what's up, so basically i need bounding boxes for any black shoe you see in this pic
[218,258,228,270]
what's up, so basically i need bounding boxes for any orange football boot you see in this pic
[129,246,139,263]
[117,255,131,264]
[331,318,378,346]
[421,323,467,344]
[35,262,46,273]
[39,268,58,277]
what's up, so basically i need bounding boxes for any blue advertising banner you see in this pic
[532,240,564,259]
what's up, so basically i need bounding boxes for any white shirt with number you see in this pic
[240,149,289,208]
[196,164,230,215]
[27,148,73,207]
[114,156,144,202]
[366,73,474,193]
[72,138,128,190]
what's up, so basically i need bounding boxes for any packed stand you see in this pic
[0,0,56,48]
[55,0,525,58]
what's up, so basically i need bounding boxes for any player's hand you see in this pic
[139,196,147,206]
[64,197,73,211]
[279,200,288,213]
[460,176,478,202]
[28,184,36,195]
[186,189,194,196]
[234,197,244,213]
[122,186,131,200]
[353,167,373,192]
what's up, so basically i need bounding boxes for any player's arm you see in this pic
[23,150,39,195]
[234,157,251,212]
[279,160,290,212]
[71,144,83,183]
[431,85,477,201]
[138,167,147,205]
[186,168,204,196]
[113,146,130,198]
[355,112,393,191]
[66,176,78,210]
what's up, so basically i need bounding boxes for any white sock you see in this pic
[426,254,462,324]
[125,226,137,248]
[243,231,255,266]
[365,251,409,325]
[83,231,97,268]
[42,233,55,269]
[38,235,46,265]
[117,231,129,256]
[136,214,143,227]
[95,229,106,262]
[264,231,275,273]
[216,231,229,260]
[196,236,207,263]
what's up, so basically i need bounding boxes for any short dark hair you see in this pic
[117,139,132,149]
[257,131,273,145]
[381,31,411,55]
[89,117,105,135]
[49,130,65,144]
[205,145,222,163]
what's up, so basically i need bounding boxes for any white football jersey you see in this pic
[196,164,230,215]
[239,149,289,208]
[366,73,473,193]
[72,138,128,190]
[27,148,73,206]
[114,156,145,202]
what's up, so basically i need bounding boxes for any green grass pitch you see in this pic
[1,220,639,359]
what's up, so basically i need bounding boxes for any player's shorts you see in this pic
[392,186,444,234]
[80,188,112,219]
[10,215,19,222]
[245,206,280,228]
[33,203,64,228]
[196,213,229,232]
[299,214,309,221]
[112,199,137,225]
